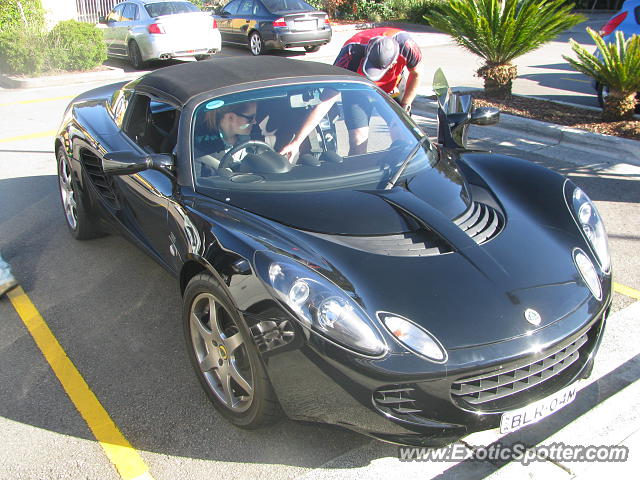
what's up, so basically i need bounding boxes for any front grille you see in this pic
[451,333,588,411]
[453,202,503,244]
[80,150,118,208]
[373,386,422,416]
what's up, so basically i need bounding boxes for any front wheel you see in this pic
[195,54,212,61]
[304,45,320,53]
[183,273,280,428]
[56,149,103,240]
[249,32,263,56]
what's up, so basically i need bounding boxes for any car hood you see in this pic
[204,154,471,235]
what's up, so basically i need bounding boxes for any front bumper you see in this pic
[249,296,609,446]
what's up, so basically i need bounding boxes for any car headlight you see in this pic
[255,251,386,356]
[379,312,447,363]
[566,183,610,273]
[574,248,602,300]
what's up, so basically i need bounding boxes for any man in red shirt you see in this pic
[334,27,423,111]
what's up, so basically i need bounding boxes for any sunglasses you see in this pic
[234,111,257,123]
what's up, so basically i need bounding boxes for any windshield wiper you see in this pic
[384,135,430,190]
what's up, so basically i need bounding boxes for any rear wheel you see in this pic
[249,31,263,56]
[183,273,280,428]
[304,45,320,53]
[128,40,145,69]
[195,54,212,61]
[56,149,103,240]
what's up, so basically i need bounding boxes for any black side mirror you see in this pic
[103,151,174,177]
[98,15,107,24]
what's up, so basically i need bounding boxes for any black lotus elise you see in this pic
[55,57,612,446]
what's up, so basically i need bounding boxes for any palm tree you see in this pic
[423,0,584,97]
[564,28,640,121]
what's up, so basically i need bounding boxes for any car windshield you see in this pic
[261,0,315,13]
[145,1,200,17]
[191,82,436,193]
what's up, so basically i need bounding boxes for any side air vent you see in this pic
[308,229,452,257]
[80,150,118,208]
[453,202,503,244]
[373,386,422,416]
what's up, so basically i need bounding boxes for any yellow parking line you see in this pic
[0,95,76,107]
[0,130,57,143]
[614,282,640,300]
[7,286,155,480]
[560,77,592,84]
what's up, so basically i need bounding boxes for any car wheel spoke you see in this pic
[199,351,218,372]
[229,361,253,397]
[206,296,225,344]
[191,312,214,344]
[218,363,235,406]
[224,331,244,354]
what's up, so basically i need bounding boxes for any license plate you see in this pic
[500,383,578,434]
[295,20,317,31]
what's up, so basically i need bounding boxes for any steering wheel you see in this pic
[218,140,278,170]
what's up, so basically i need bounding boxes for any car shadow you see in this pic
[517,63,599,108]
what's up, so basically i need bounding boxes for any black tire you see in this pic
[183,273,281,428]
[195,54,212,61]
[248,31,263,56]
[304,45,320,53]
[128,40,145,69]
[56,148,103,240]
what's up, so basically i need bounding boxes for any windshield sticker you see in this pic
[205,100,225,110]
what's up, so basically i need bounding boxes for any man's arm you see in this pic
[400,59,423,111]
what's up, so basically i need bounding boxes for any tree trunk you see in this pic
[477,64,518,98]
[602,91,637,122]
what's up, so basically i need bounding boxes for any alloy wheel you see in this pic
[189,292,254,412]
[249,33,263,56]
[58,156,78,230]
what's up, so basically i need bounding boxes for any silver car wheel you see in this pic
[58,155,78,230]
[249,32,263,56]
[189,292,254,413]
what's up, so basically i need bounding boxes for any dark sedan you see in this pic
[55,58,611,446]
[214,0,331,55]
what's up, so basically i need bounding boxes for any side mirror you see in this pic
[98,15,107,24]
[103,151,174,177]
[470,106,500,126]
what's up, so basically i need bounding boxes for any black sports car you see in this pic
[55,57,612,446]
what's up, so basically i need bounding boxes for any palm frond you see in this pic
[424,0,584,65]
[563,28,640,93]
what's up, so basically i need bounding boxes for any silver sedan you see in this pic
[99,0,222,69]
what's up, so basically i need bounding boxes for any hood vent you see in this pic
[454,201,503,244]
[308,229,452,257]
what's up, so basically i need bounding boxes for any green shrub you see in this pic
[0,25,49,75]
[48,20,107,71]
[0,0,45,31]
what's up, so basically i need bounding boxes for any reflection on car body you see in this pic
[55,58,612,446]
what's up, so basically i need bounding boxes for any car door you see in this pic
[234,0,256,43]
[113,3,139,55]
[217,0,240,43]
[116,92,177,270]
[103,4,125,55]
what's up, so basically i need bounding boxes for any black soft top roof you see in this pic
[135,57,362,105]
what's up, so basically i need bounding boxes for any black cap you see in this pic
[362,36,399,81]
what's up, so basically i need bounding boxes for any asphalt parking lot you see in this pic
[1,15,639,480]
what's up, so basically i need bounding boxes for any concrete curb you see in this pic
[0,66,126,89]
[413,96,640,167]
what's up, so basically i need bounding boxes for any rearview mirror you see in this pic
[103,151,174,177]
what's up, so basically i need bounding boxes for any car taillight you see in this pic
[212,18,218,29]
[273,17,286,27]
[324,16,330,25]
[148,23,165,34]
[599,11,627,36]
